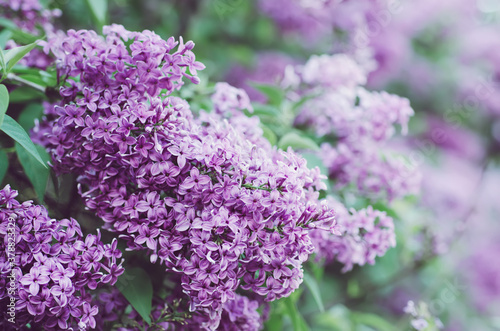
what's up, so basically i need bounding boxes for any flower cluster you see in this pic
[0,185,124,330]
[34,25,337,327]
[289,54,420,201]
[310,197,396,272]
[1,0,60,69]
[0,0,60,34]
[404,300,444,330]
[94,285,263,330]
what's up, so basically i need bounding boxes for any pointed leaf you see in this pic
[304,272,325,312]
[85,0,108,30]
[117,267,153,325]
[3,41,39,72]
[249,82,285,106]
[278,132,320,151]
[283,296,310,331]
[0,30,12,49]
[0,150,8,185]
[0,84,8,127]
[0,115,47,167]
[15,143,49,202]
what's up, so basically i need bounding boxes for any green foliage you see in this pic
[0,115,47,167]
[118,268,153,325]
[283,295,310,331]
[303,272,325,313]
[1,41,39,73]
[278,131,320,151]
[0,84,8,127]
[0,150,7,185]
[85,0,109,31]
[0,18,39,44]
[15,143,50,203]
[250,83,285,107]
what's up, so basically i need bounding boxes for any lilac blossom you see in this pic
[310,197,396,272]
[33,26,337,327]
[0,185,124,330]
[290,54,420,200]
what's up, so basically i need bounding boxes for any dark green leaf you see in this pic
[303,272,325,312]
[0,150,8,185]
[250,82,285,107]
[0,115,47,167]
[118,268,153,325]
[278,132,320,151]
[283,296,310,331]
[17,74,46,87]
[0,84,8,127]
[3,41,39,72]
[85,0,108,30]
[8,86,44,103]
[371,202,399,220]
[18,103,44,131]
[15,143,49,202]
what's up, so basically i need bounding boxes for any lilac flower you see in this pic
[32,25,337,327]
[0,185,124,330]
[310,197,396,272]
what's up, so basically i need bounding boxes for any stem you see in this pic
[6,73,46,93]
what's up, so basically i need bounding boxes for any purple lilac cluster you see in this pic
[289,54,419,201]
[1,0,60,70]
[95,286,263,330]
[34,26,337,327]
[0,185,124,330]
[0,0,60,33]
[310,197,395,272]
[257,0,387,43]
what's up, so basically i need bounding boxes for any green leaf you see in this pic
[8,86,44,103]
[0,84,8,127]
[3,41,39,73]
[118,267,153,325]
[351,312,399,331]
[85,0,108,31]
[18,103,44,131]
[264,310,284,331]
[251,103,281,118]
[283,296,310,331]
[303,272,325,312]
[0,48,6,78]
[302,152,327,175]
[250,82,285,106]
[278,132,320,151]
[313,306,353,331]
[0,30,13,49]
[0,115,47,167]
[15,143,50,202]
[261,124,277,146]
[0,150,8,185]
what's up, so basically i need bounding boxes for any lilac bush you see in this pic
[2,0,498,330]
